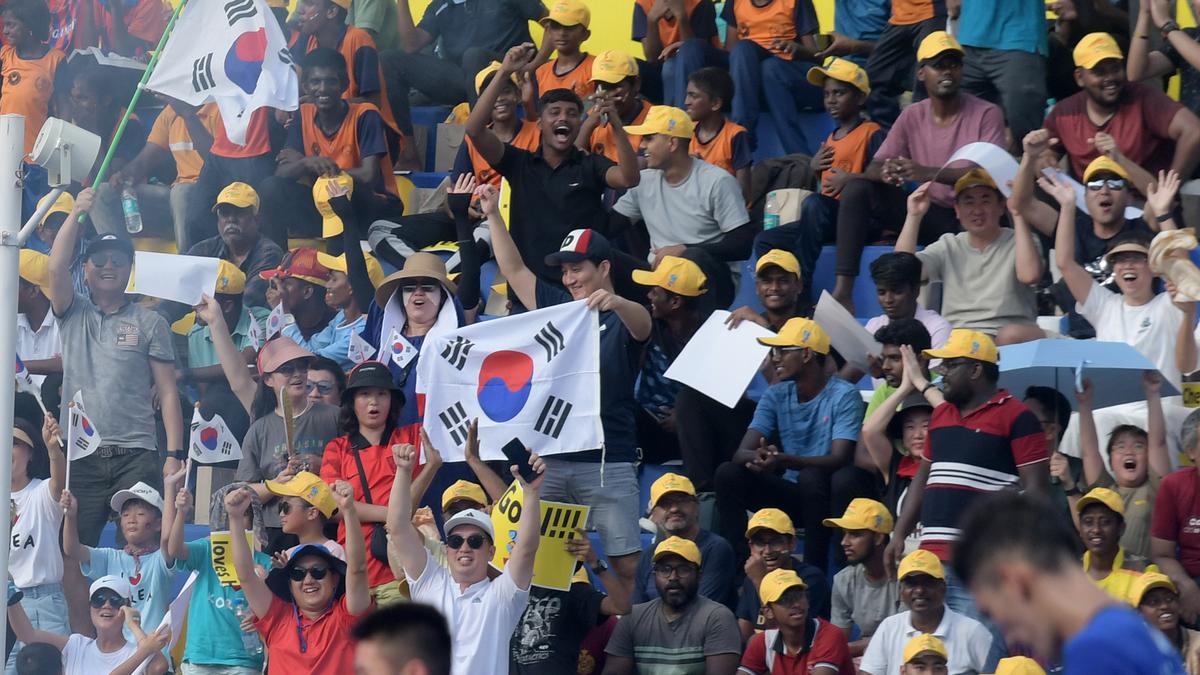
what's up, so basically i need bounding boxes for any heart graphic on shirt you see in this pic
[129,572,142,586]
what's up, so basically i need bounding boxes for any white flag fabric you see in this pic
[265,303,287,339]
[143,0,298,144]
[384,328,418,369]
[132,252,221,306]
[348,331,376,365]
[189,407,243,463]
[245,308,263,349]
[14,355,36,396]
[421,300,602,462]
[67,391,101,461]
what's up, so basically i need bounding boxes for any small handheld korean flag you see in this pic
[385,328,418,369]
[265,303,287,339]
[189,407,243,463]
[66,390,102,486]
[348,331,376,365]
[246,309,263,350]
[14,355,36,398]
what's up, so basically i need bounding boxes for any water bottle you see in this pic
[232,598,263,656]
[121,181,143,234]
[763,191,781,231]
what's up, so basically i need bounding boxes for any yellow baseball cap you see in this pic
[903,634,949,663]
[316,251,386,289]
[822,498,894,534]
[631,256,708,296]
[898,549,945,581]
[1074,32,1123,69]
[758,568,807,604]
[212,181,260,214]
[624,106,695,139]
[756,249,801,276]
[746,508,795,539]
[265,471,337,518]
[1130,571,1177,606]
[266,0,287,7]
[1076,487,1125,517]
[591,50,638,84]
[474,61,518,96]
[313,173,355,238]
[18,249,49,290]
[652,536,702,566]
[807,57,870,94]
[37,190,74,226]
[541,0,590,28]
[924,329,999,364]
[329,0,351,10]
[214,259,246,295]
[954,168,1000,196]
[917,31,963,63]
[992,656,1047,675]
[757,317,831,355]
[649,473,696,509]
[441,479,488,511]
[1083,155,1132,183]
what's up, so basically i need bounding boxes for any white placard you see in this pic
[157,570,198,651]
[814,291,881,373]
[132,252,221,306]
[664,310,774,408]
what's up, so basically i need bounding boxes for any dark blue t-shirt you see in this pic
[633,530,737,608]
[1063,606,1185,675]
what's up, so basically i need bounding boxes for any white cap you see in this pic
[89,575,132,599]
[109,481,164,513]
[444,508,494,540]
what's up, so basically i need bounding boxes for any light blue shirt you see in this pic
[750,376,865,481]
[958,0,1048,56]
[82,547,177,645]
[176,539,272,669]
[282,313,339,355]
[834,0,889,65]
[315,310,367,370]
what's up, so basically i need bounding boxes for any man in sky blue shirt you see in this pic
[714,318,864,573]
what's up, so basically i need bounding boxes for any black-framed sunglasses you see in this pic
[933,359,975,376]
[400,282,440,295]
[1086,178,1127,192]
[274,360,310,377]
[89,593,127,609]
[288,565,330,582]
[88,252,131,268]
[446,533,487,550]
[306,380,335,395]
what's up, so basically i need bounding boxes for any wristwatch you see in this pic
[1064,486,1082,497]
[169,449,187,461]
[590,558,609,575]
[1161,20,1181,38]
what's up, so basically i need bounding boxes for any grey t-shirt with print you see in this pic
[235,403,340,527]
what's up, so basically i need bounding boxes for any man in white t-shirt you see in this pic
[387,443,543,675]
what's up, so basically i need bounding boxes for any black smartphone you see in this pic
[501,437,539,483]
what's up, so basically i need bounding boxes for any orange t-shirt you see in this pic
[298,101,399,198]
[890,0,938,26]
[731,0,799,60]
[210,106,272,158]
[634,0,719,47]
[690,119,751,176]
[589,99,652,162]
[466,119,541,187]
[822,120,884,198]
[305,27,400,136]
[145,104,220,184]
[536,53,596,98]
[0,46,66,156]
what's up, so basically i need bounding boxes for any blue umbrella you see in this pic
[998,339,1178,410]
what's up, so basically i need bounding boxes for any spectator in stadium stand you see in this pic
[823,499,901,657]
[897,634,952,675]
[16,250,62,389]
[22,191,71,255]
[352,603,453,675]
[737,508,832,640]
[45,188,184,546]
[602,537,741,675]
[956,491,1188,674]
[634,474,736,608]
[307,356,346,406]
[95,97,219,252]
[1153,409,1200,623]
[184,261,265,394]
[64,64,145,185]
[1075,487,1150,602]
[1044,32,1200,183]
[1129,0,1200,113]
[885,329,1049,620]
[859,550,996,675]
[633,0,724,109]
[1130,572,1200,671]
[817,0,888,69]
[579,51,654,165]
[863,0,947,126]
[684,67,752,200]
[226,483,373,674]
[387,443,544,675]
[725,250,808,335]
[715,318,865,573]
[264,249,338,355]
[531,0,596,99]
[896,171,1044,343]
[737,568,856,675]
[75,0,168,56]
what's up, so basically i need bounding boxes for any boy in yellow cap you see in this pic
[716,317,865,576]
[265,470,346,560]
[534,0,595,98]
[738,568,855,674]
[727,249,806,333]
[823,498,899,656]
[1076,487,1150,602]
[579,50,653,163]
[735,508,831,640]
[901,633,949,674]
[16,248,60,389]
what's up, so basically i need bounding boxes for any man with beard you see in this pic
[184,183,283,311]
[263,249,338,354]
[738,569,855,675]
[823,498,901,657]
[633,473,736,607]
[1076,487,1149,602]
[602,537,740,675]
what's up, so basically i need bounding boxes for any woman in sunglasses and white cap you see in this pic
[7,574,170,674]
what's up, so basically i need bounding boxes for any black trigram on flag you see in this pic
[224,0,257,24]
[534,396,572,439]
[192,53,215,92]
[72,435,89,457]
[279,48,294,66]
[540,506,584,539]
[219,440,235,456]
[441,336,474,370]
[534,321,565,362]
[439,402,471,445]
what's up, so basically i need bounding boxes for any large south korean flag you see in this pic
[421,300,602,461]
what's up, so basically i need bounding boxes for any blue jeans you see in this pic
[944,566,1007,672]
[729,41,823,154]
[5,583,68,675]
[660,39,729,108]
[539,459,641,557]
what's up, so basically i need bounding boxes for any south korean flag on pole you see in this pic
[421,300,602,461]
[189,407,243,463]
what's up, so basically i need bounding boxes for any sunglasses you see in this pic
[288,565,331,582]
[90,593,127,609]
[1086,178,1127,191]
[279,500,312,515]
[88,252,131,268]
[769,346,805,358]
[446,533,487,550]
[306,380,335,395]
[400,282,440,294]
[274,360,310,377]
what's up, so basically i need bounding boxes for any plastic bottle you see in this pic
[121,181,143,234]
[763,191,780,231]
[233,598,263,656]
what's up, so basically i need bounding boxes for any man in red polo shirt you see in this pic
[885,329,1049,619]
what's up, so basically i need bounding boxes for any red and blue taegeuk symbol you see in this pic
[80,417,94,436]
[199,427,219,450]
[476,351,533,422]
[225,28,267,95]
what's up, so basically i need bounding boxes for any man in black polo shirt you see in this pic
[467,44,640,290]
[481,176,650,599]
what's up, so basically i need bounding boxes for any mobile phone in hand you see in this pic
[502,437,539,483]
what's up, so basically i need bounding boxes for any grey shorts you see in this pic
[539,459,642,557]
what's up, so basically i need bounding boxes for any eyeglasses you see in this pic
[1086,178,1127,192]
[446,533,487,550]
[769,347,805,358]
[288,565,330,582]
[87,252,131,268]
[653,563,698,578]
[933,359,974,376]
[279,500,312,515]
[90,593,127,609]
[306,380,335,395]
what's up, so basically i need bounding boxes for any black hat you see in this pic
[265,543,348,603]
[83,234,134,261]
[342,360,401,404]
[887,392,934,439]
